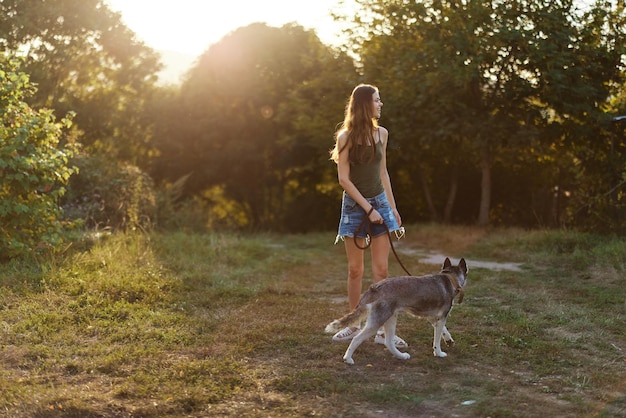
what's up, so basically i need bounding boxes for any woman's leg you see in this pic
[344,237,365,310]
[370,234,390,283]
[331,237,366,342]
[370,234,407,347]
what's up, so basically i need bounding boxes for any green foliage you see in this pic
[1,0,165,238]
[343,0,626,229]
[566,133,626,232]
[62,154,156,232]
[0,56,78,259]
[152,23,357,231]
[2,0,625,234]
[0,0,162,165]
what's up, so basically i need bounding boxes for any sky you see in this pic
[105,0,353,56]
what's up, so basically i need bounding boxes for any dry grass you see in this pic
[0,225,624,417]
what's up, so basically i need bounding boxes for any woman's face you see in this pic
[372,91,383,118]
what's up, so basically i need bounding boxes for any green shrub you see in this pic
[0,56,78,259]
[63,154,156,232]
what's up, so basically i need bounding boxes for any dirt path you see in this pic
[398,249,524,271]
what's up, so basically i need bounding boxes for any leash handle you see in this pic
[353,206,412,276]
[353,206,375,250]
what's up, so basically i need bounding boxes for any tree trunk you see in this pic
[416,167,439,222]
[477,146,491,226]
[552,167,562,226]
[443,166,458,223]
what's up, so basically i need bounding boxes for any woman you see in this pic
[330,83,406,348]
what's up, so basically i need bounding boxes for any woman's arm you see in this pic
[379,127,402,226]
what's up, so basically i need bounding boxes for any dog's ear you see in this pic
[443,257,452,269]
[459,258,468,274]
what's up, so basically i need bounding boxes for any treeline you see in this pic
[1,0,625,257]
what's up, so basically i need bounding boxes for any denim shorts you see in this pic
[335,191,403,244]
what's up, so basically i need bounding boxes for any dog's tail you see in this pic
[325,305,369,334]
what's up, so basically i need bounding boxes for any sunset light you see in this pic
[105,0,352,56]
[2,1,625,416]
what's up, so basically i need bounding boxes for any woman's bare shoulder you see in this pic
[378,126,389,143]
[337,130,350,146]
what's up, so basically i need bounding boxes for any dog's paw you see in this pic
[444,338,455,346]
[395,352,410,361]
[441,329,454,345]
[343,356,355,365]
[433,350,448,358]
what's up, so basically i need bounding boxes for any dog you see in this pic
[325,257,468,365]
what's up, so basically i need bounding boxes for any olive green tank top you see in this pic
[350,136,383,198]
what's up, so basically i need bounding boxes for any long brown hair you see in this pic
[330,84,379,164]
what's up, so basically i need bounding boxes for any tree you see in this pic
[341,0,626,227]
[0,56,78,259]
[1,0,167,232]
[155,23,357,230]
[0,0,161,165]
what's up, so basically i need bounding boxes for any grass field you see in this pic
[0,225,624,417]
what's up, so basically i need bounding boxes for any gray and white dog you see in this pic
[325,257,468,365]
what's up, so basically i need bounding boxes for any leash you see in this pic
[353,206,412,276]
[353,208,464,303]
[353,208,463,302]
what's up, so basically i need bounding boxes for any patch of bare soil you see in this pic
[397,248,524,271]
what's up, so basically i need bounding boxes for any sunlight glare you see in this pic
[105,0,354,55]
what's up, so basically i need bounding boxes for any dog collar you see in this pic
[443,273,465,304]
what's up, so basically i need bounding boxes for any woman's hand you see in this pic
[368,208,384,224]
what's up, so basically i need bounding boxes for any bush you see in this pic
[63,154,156,232]
[0,56,79,259]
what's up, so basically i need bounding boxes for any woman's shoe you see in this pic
[374,331,408,348]
[332,326,360,342]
